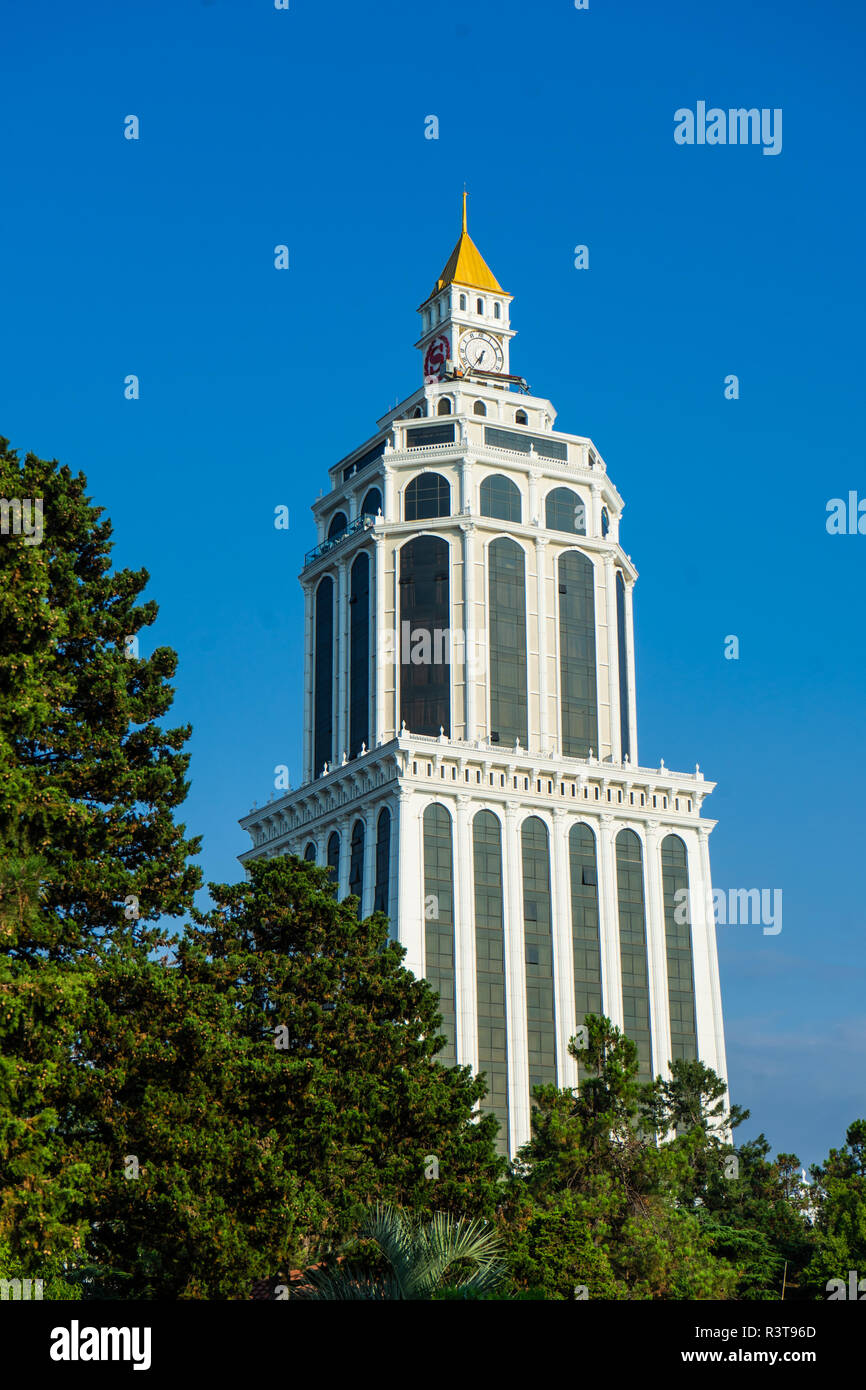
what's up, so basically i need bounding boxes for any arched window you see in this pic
[327,511,347,539]
[601,506,610,538]
[488,538,527,747]
[616,572,631,761]
[349,818,365,917]
[314,575,334,776]
[494,302,501,320]
[412,406,424,418]
[459,293,467,310]
[349,552,370,758]
[327,831,340,884]
[661,835,697,1062]
[360,487,382,518]
[437,397,452,415]
[373,807,391,914]
[522,817,556,1092]
[480,474,522,523]
[476,298,485,314]
[399,536,450,736]
[404,472,450,521]
[473,400,487,417]
[473,810,509,1153]
[615,829,652,1082]
[558,551,598,758]
[569,823,602,1082]
[515,409,528,425]
[423,804,456,1064]
[304,841,316,863]
[545,487,586,535]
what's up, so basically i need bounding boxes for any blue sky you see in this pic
[2,0,864,1167]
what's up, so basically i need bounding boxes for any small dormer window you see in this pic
[459,293,467,311]
[494,302,501,319]
[476,297,484,314]
[437,398,452,415]
[515,409,528,425]
[473,400,487,416]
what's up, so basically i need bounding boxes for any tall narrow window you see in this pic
[558,551,598,758]
[488,538,527,746]
[360,487,382,517]
[314,576,334,776]
[480,474,521,522]
[569,823,602,1078]
[423,804,456,1065]
[327,511,347,539]
[374,807,391,915]
[522,817,556,1093]
[304,842,316,863]
[327,831,340,885]
[399,536,450,736]
[349,552,370,758]
[616,572,631,761]
[349,818,365,917]
[473,810,509,1153]
[616,829,652,1082]
[662,835,698,1062]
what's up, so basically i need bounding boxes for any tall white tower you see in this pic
[239,201,728,1156]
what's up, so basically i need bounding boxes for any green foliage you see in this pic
[802,1121,866,1297]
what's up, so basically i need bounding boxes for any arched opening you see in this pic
[373,808,391,914]
[473,400,487,416]
[615,829,652,1082]
[437,397,452,415]
[521,816,556,1092]
[488,537,527,747]
[399,535,450,736]
[313,575,334,776]
[515,409,528,425]
[494,302,501,320]
[327,832,340,885]
[360,487,382,518]
[423,803,456,1064]
[476,298,485,314]
[545,487,586,536]
[661,835,698,1063]
[480,474,522,523]
[459,293,467,310]
[569,823,601,1084]
[404,472,450,521]
[349,552,370,758]
[558,550,598,758]
[349,818,365,917]
[303,842,316,863]
[473,809,509,1153]
[327,511,347,539]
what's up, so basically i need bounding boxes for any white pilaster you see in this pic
[604,555,621,762]
[552,808,578,1090]
[504,802,530,1153]
[454,794,478,1072]
[597,814,623,1029]
[644,821,672,1080]
[535,536,548,751]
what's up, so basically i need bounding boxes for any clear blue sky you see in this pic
[2,0,864,1168]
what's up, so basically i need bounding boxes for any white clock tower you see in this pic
[239,202,729,1157]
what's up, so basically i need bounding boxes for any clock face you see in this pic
[423,334,450,380]
[459,330,503,373]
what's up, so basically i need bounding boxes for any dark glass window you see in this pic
[327,511,347,539]
[515,409,528,425]
[349,818,365,917]
[484,425,567,461]
[473,400,487,416]
[313,576,334,776]
[488,538,527,746]
[662,835,697,1062]
[327,831,340,885]
[304,841,316,863]
[405,472,451,520]
[423,804,456,1065]
[399,536,450,736]
[437,398,452,415]
[569,823,602,1081]
[406,423,455,449]
[473,810,509,1154]
[546,487,586,535]
[522,817,556,1092]
[373,807,391,914]
[349,552,370,758]
[480,474,522,523]
[360,487,382,517]
[617,572,631,761]
[601,506,610,537]
[616,829,652,1082]
[559,551,599,757]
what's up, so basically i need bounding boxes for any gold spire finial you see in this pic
[462,189,468,233]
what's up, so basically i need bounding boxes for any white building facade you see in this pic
[239,203,728,1156]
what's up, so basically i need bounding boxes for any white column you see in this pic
[336,563,349,762]
[644,821,671,1080]
[551,808,577,1090]
[397,789,425,979]
[624,579,638,765]
[590,482,602,539]
[373,534,385,746]
[528,462,540,526]
[454,794,478,1072]
[503,801,530,1153]
[382,463,395,522]
[597,813,623,1028]
[337,814,351,900]
[362,809,376,918]
[692,826,728,1086]
[604,556,621,763]
[460,521,477,742]
[535,536,548,752]
[302,580,314,783]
